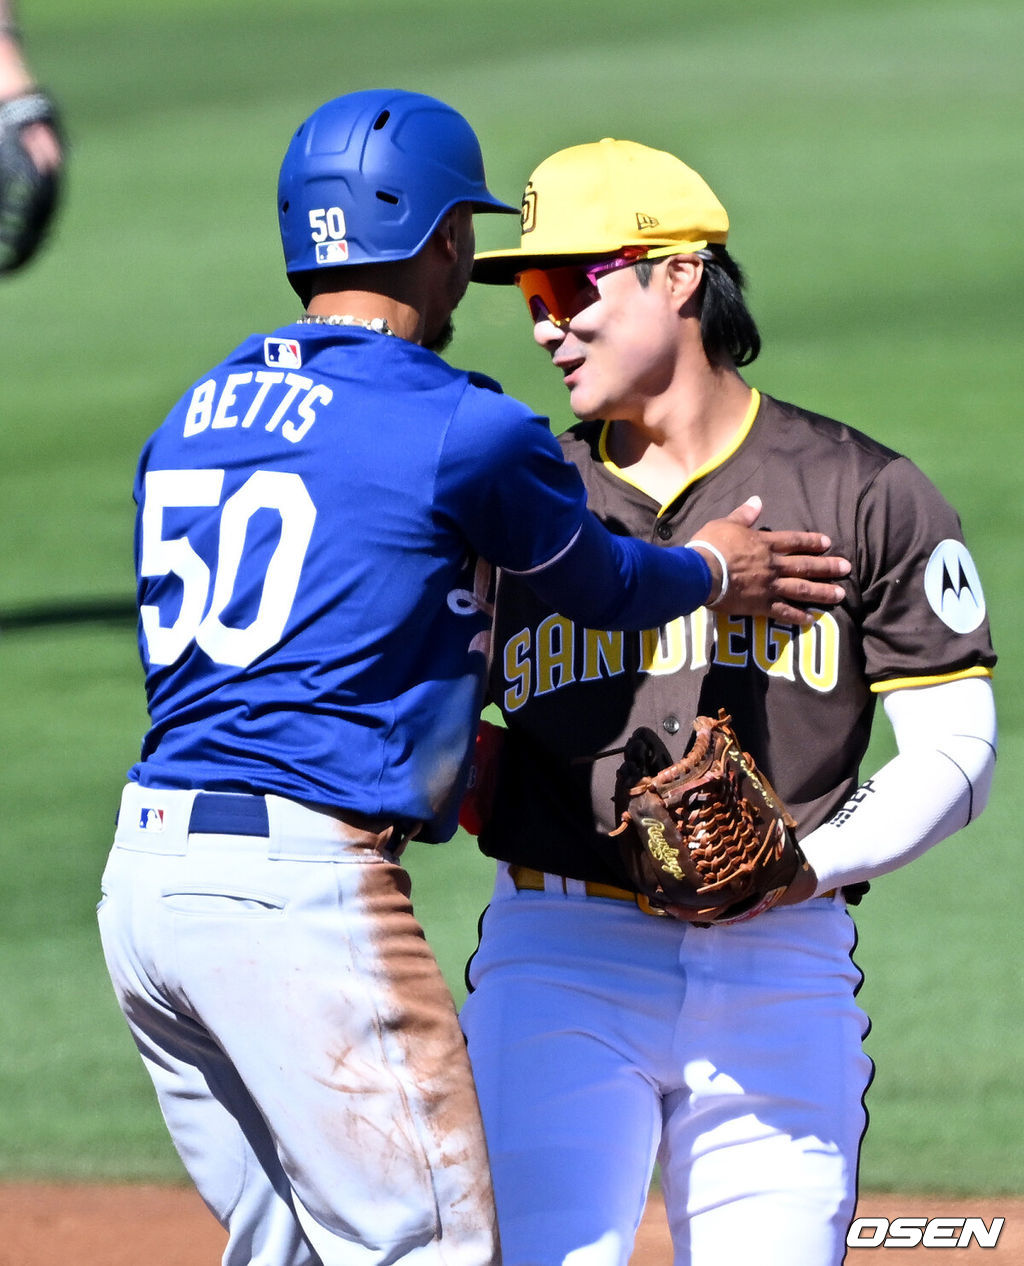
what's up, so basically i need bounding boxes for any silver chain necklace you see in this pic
[296,314,395,336]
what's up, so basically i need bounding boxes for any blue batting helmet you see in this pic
[278,89,517,290]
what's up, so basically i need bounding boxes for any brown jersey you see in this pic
[481,391,996,889]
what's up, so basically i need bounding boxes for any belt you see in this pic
[189,792,269,836]
[509,864,837,915]
[508,864,667,917]
[119,787,419,857]
[184,792,420,855]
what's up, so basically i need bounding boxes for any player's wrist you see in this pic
[776,860,819,906]
[685,539,729,606]
[0,22,30,85]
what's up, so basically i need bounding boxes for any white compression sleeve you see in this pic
[799,676,997,897]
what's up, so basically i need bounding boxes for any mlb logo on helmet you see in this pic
[315,240,349,265]
[264,338,302,369]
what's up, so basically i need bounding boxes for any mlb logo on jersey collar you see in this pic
[264,338,302,369]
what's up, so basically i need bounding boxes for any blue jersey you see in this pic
[131,324,711,840]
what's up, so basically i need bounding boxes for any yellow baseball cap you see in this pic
[473,138,729,284]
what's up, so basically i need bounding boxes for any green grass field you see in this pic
[1,0,1021,1195]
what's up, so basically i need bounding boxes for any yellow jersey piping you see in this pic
[597,390,761,514]
[870,666,992,694]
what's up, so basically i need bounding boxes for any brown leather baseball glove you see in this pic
[612,711,807,925]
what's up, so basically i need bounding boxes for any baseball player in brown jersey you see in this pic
[460,139,998,1266]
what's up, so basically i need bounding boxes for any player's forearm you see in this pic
[0,3,32,97]
[518,510,712,630]
[799,677,996,896]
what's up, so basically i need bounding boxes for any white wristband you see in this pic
[686,539,729,605]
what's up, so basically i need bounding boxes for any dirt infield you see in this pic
[0,1183,1019,1264]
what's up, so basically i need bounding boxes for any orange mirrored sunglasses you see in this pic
[514,245,681,330]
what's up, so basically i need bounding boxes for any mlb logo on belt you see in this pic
[139,807,165,832]
[264,338,302,368]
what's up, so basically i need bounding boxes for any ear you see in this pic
[664,253,704,310]
[433,207,461,261]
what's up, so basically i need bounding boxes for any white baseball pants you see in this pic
[99,785,498,1266]
[461,864,871,1266]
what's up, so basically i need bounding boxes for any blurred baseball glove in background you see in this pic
[0,90,62,273]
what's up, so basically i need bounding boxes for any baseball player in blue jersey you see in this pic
[97,93,852,1266]
[460,140,998,1266]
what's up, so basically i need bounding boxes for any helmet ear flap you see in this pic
[277,89,516,287]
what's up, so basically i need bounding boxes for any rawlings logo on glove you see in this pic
[612,711,807,925]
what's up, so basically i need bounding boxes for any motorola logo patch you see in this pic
[924,539,986,634]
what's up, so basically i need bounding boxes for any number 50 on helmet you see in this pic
[277,88,517,295]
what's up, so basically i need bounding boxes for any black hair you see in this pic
[635,243,761,367]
